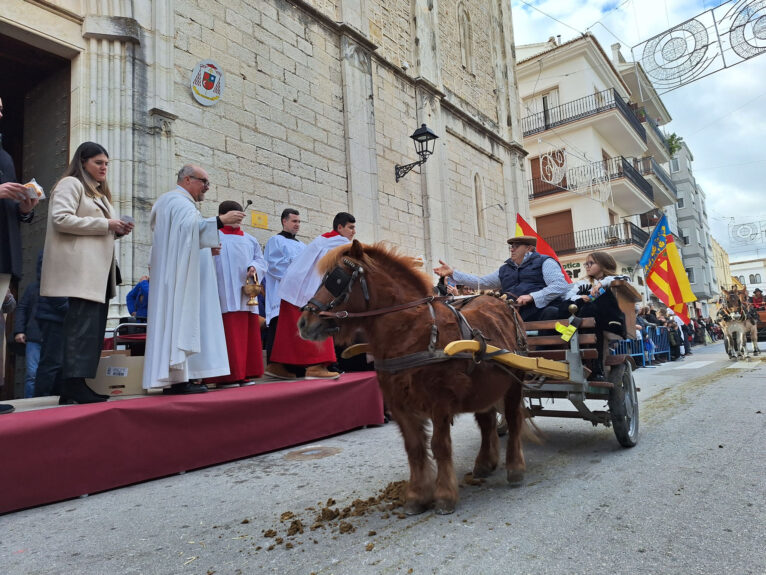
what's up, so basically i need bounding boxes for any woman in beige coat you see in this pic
[41,142,134,404]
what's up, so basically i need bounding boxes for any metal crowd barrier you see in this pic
[610,325,670,366]
[612,338,646,367]
[648,325,670,360]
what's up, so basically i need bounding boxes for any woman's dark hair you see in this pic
[59,142,111,202]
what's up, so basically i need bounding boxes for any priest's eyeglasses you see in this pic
[189,176,210,187]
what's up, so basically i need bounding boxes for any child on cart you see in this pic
[558,251,629,381]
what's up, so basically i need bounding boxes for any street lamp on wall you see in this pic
[395,123,439,182]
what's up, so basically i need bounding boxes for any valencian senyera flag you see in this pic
[515,214,572,284]
[639,215,696,324]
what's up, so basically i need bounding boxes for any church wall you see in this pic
[171,0,349,244]
[371,62,426,257]
[438,0,498,125]
[444,130,508,273]
[3,0,527,290]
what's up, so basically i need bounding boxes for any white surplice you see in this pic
[142,187,229,388]
[263,232,305,323]
[278,231,350,308]
[214,228,267,314]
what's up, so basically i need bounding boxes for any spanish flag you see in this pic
[515,214,572,283]
[644,236,697,324]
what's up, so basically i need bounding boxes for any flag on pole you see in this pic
[642,235,697,324]
[638,214,670,271]
[514,214,572,283]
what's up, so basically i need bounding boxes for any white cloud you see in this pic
[512,0,766,261]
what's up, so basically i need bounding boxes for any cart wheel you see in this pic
[608,361,639,447]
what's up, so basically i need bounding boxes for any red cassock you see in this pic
[206,311,264,383]
[269,300,336,365]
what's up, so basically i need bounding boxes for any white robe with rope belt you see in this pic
[142,187,229,388]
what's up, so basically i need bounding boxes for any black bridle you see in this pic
[302,257,370,314]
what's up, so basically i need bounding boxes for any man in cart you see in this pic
[433,235,569,322]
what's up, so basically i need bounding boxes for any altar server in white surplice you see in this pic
[263,208,305,364]
[205,200,268,387]
[142,165,246,395]
[265,212,356,381]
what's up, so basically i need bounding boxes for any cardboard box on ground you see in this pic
[86,349,146,396]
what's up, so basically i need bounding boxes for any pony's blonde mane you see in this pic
[318,242,433,294]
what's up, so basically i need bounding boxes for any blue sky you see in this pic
[512,0,766,262]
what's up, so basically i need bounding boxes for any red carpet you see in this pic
[0,372,383,514]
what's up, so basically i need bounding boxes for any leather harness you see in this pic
[301,257,526,378]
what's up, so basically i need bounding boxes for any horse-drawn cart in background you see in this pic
[443,279,642,447]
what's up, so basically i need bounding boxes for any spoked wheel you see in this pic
[608,361,639,447]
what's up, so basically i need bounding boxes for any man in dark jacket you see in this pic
[0,98,38,413]
[14,252,43,397]
[433,235,569,321]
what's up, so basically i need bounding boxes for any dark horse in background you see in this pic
[298,241,527,515]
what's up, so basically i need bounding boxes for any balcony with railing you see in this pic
[528,156,655,213]
[633,156,677,207]
[636,108,671,160]
[522,88,647,152]
[542,222,650,256]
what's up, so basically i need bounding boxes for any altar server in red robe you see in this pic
[266,212,356,380]
[207,200,268,386]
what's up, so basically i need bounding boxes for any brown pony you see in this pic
[298,240,527,515]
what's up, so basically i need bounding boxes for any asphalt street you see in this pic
[2,341,765,575]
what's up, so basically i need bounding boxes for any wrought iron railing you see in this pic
[606,156,654,201]
[633,157,677,197]
[522,88,646,142]
[541,222,650,256]
[528,156,654,202]
[640,110,671,154]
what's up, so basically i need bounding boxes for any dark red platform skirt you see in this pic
[206,312,264,383]
[270,300,336,366]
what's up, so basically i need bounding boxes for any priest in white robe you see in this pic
[142,165,246,394]
[263,208,305,364]
[206,200,268,386]
[266,212,356,380]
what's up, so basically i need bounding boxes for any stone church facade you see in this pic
[2,0,527,319]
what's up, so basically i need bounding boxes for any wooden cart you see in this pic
[443,280,642,447]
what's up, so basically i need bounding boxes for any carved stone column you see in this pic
[338,0,368,33]
[80,12,140,320]
[411,0,448,268]
[339,28,380,243]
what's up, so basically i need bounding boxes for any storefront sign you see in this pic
[563,261,582,279]
[191,60,224,106]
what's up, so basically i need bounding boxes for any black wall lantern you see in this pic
[395,123,439,182]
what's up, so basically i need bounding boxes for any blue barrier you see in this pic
[649,325,670,360]
[612,338,646,366]
[610,325,670,366]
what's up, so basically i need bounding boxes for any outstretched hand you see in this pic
[433,259,453,278]
[219,210,246,226]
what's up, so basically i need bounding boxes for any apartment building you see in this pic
[515,34,676,295]
[670,141,716,316]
